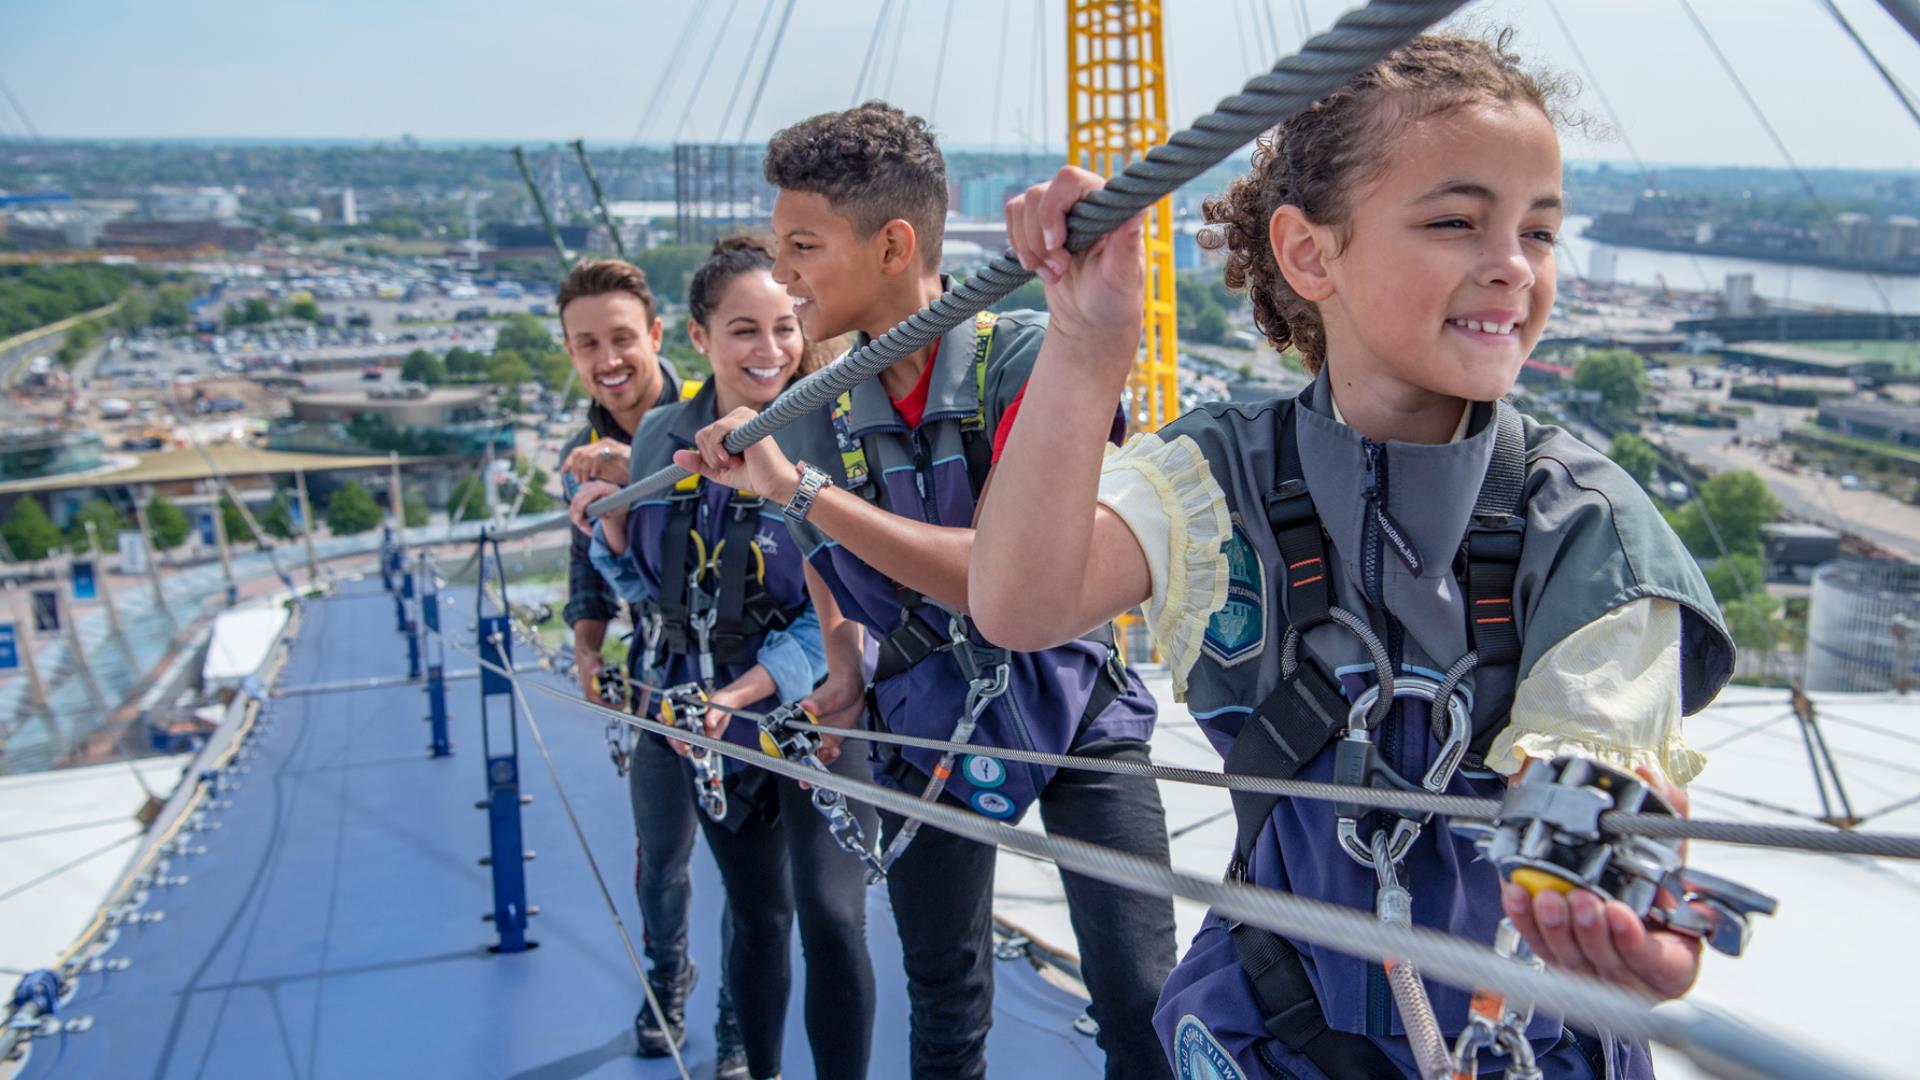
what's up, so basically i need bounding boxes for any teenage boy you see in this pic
[554,259,744,1076]
[673,102,1176,1080]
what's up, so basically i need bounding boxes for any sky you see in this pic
[2,0,1918,170]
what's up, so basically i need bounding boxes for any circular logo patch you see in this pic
[962,754,1005,789]
[1175,1014,1244,1080]
[969,790,1016,819]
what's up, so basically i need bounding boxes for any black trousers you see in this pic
[698,746,879,1080]
[880,737,1178,1080]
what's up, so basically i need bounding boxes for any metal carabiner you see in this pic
[1336,674,1472,867]
[759,702,889,880]
[661,683,727,821]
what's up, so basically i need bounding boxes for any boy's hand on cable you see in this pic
[569,479,621,535]
[798,621,869,765]
[676,407,801,503]
[1004,166,1147,361]
[1502,766,1704,1000]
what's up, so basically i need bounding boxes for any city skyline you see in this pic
[0,0,1917,170]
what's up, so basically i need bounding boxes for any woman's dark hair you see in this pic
[1201,30,1580,374]
[687,233,777,328]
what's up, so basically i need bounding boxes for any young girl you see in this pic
[573,234,876,1080]
[974,33,1733,1080]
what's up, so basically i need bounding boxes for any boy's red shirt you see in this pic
[886,336,1026,463]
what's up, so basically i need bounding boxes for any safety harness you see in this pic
[648,482,794,684]
[1222,395,1529,1078]
[832,310,1128,874]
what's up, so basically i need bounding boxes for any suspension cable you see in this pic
[420,619,1866,1080]
[850,0,896,106]
[1816,0,1920,134]
[586,0,1477,522]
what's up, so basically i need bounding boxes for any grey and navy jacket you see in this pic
[559,362,682,629]
[1149,371,1733,1079]
[778,308,1158,822]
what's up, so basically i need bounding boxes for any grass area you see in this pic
[350,237,449,258]
[1793,422,1920,467]
[1799,339,1920,375]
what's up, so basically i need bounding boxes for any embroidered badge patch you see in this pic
[962,754,1005,789]
[969,790,1016,819]
[1175,1014,1245,1080]
[1201,519,1267,667]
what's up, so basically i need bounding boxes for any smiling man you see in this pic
[551,259,747,1072]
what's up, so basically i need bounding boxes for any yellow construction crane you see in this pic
[1065,0,1179,435]
[1066,0,1177,658]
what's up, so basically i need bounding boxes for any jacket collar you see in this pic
[664,377,721,448]
[844,277,982,437]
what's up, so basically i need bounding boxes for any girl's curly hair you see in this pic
[1201,30,1582,374]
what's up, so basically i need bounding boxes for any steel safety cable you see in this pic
[584,0,1475,521]
[424,626,1863,1080]
[597,671,1920,862]
[850,0,896,106]
[480,629,693,1080]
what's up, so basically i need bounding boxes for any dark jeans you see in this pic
[881,737,1178,1080]
[627,728,701,975]
[699,746,878,1080]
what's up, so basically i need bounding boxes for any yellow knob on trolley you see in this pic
[1509,867,1576,897]
[759,730,784,757]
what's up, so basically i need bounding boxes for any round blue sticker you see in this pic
[969,790,1016,819]
[1175,1014,1244,1080]
[962,754,1005,789]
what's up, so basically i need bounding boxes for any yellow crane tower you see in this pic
[1065,0,1179,434]
[1066,0,1177,658]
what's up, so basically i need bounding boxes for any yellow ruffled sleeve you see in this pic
[1485,598,1706,786]
[1095,432,1231,701]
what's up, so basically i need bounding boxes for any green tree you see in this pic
[1703,552,1766,607]
[286,298,321,322]
[220,493,258,544]
[448,473,490,521]
[1573,348,1649,417]
[629,245,709,305]
[495,313,553,357]
[64,497,126,553]
[145,495,190,551]
[513,458,555,515]
[1607,433,1662,489]
[401,348,447,386]
[535,351,573,392]
[326,481,383,535]
[487,348,533,386]
[1667,470,1781,558]
[260,491,297,539]
[444,346,485,379]
[1721,592,1784,657]
[2,497,63,560]
[1186,301,1230,344]
[404,493,430,527]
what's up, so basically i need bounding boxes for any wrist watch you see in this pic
[784,461,833,524]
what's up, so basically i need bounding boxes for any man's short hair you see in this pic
[556,258,658,329]
[764,101,947,270]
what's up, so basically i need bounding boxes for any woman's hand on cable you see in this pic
[561,440,630,486]
[1502,766,1704,1000]
[1003,166,1146,366]
[676,407,801,503]
[569,479,623,538]
[798,619,869,766]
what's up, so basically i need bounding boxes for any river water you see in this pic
[1559,215,1920,314]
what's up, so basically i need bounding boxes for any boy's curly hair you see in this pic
[764,101,947,271]
[1202,30,1581,374]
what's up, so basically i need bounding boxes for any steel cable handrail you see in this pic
[416,617,1863,1080]
[601,672,1920,862]
[583,0,1475,521]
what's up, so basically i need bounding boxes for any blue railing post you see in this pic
[402,570,422,679]
[476,610,533,952]
[421,564,450,758]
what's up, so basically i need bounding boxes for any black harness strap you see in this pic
[656,492,700,656]
[710,493,761,664]
[1462,402,1528,762]
[1230,923,1404,1077]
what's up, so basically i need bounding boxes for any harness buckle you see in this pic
[660,682,727,822]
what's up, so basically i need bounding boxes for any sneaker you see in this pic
[713,992,749,1079]
[634,959,697,1058]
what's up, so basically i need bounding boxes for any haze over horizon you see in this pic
[2,0,1918,170]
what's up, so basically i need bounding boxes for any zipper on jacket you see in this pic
[1360,437,1405,1038]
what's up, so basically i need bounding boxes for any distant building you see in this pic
[1586,248,1617,286]
[957,174,1020,221]
[319,187,358,226]
[103,219,260,251]
[1762,522,1841,584]
[1723,272,1755,317]
[1720,341,1894,379]
[1815,399,1920,450]
[0,428,106,485]
[139,186,238,222]
[271,385,512,462]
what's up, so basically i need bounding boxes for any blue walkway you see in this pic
[22,579,1103,1079]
